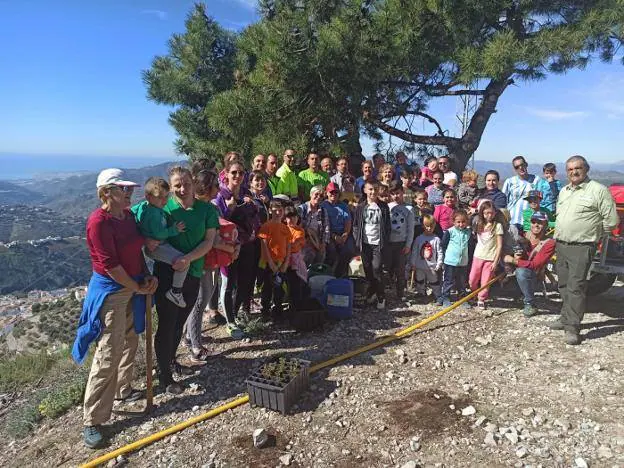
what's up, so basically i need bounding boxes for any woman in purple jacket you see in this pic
[214,159,261,338]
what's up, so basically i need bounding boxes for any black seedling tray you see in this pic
[246,358,311,414]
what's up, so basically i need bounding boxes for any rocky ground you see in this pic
[1,280,623,468]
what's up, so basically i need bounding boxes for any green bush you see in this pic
[38,377,86,418]
[0,352,59,392]
[31,303,41,313]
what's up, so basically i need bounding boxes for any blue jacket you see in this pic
[441,226,471,267]
[72,272,145,364]
[535,178,562,213]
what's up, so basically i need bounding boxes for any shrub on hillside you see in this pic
[38,376,86,419]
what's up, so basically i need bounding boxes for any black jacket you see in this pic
[353,201,391,251]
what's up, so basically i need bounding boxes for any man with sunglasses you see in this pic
[502,155,540,232]
[275,149,299,200]
[504,211,555,319]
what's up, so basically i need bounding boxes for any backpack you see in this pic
[204,218,238,269]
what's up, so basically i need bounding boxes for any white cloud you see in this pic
[523,107,589,120]
[231,0,257,10]
[141,9,167,20]
[586,73,624,119]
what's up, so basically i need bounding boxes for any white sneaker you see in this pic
[376,299,386,310]
[366,294,377,305]
[166,289,186,308]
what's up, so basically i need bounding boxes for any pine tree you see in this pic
[144,1,624,169]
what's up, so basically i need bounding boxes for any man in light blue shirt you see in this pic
[502,155,540,232]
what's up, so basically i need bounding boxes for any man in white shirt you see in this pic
[502,155,540,232]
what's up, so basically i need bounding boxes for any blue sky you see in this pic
[0,0,623,167]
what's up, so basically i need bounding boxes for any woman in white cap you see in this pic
[72,168,158,449]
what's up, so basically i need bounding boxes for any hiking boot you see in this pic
[547,319,565,330]
[435,296,444,306]
[166,289,186,308]
[188,347,214,365]
[83,425,105,449]
[476,300,486,310]
[376,299,386,310]
[227,324,246,340]
[442,299,452,308]
[565,331,582,345]
[522,304,537,318]
[114,389,144,403]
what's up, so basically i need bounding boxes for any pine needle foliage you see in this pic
[144,1,624,169]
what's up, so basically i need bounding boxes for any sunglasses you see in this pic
[530,220,545,225]
[113,185,134,193]
[230,170,244,176]
[328,190,339,195]
[514,163,527,170]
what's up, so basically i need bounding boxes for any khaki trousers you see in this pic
[83,288,139,426]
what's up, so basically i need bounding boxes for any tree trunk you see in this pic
[451,76,514,171]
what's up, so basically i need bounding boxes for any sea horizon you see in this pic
[0,153,179,180]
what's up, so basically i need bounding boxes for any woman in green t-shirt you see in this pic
[153,166,219,395]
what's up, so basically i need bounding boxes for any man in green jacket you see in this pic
[297,153,330,201]
[275,149,299,199]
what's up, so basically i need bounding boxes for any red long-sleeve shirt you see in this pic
[86,208,145,277]
[517,237,556,271]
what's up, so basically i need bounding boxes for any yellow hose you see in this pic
[82,273,505,468]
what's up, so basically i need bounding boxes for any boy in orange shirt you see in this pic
[284,206,308,308]
[258,200,291,320]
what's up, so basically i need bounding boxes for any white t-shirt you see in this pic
[474,222,504,261]
[443,171,458,185]
[363,203,382,245]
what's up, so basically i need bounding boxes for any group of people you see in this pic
[72,150,619,448]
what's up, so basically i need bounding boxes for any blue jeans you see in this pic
[515,267,536,306]
[440,264,467,302]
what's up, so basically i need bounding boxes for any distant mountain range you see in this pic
[472,160,624,183]
[0,162,174,219]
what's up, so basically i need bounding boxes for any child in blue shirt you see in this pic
[439,209,472,307]
[131,177,188,307]
[536,162,562,213]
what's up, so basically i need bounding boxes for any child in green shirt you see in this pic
[522,190,555,233]
[131,177,188,307]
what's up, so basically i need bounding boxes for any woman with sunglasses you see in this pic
[153,166,219,395]
[214,159,261,338]
[75,168,158,449]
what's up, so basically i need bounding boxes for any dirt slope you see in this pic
[2,282,623,468]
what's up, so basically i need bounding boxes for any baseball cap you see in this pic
[530,211,548,223]
[273,194,290,202]
[96,168,140,189]
[326,182,340,193]
[524,190,542,201]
